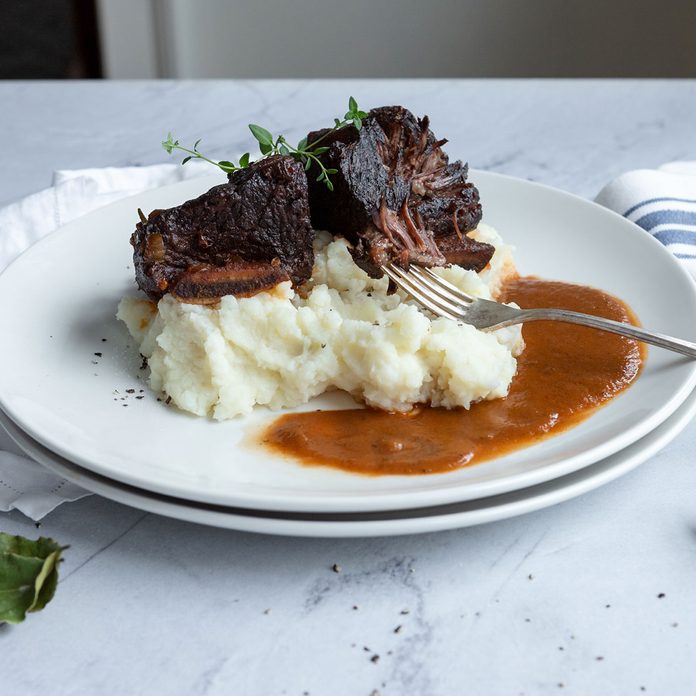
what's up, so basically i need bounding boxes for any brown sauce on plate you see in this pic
[260,278,644,475]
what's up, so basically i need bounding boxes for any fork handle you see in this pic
[518,308,696,359]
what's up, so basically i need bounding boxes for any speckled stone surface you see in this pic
[2,80,696,696]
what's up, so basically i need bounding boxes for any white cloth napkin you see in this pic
[1,160,695,521]
[0,450,88,520]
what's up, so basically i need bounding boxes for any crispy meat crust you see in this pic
[130,155,313,303]
[306,106,493,277]
[131,107,493,303]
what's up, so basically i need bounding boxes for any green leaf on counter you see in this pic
[0,533,65,624]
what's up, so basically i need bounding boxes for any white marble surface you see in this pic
[2,79,696,695]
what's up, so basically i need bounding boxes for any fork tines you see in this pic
[382,264,472,322]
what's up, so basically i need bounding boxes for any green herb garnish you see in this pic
[0,532,66,624]
[162,96,368,191]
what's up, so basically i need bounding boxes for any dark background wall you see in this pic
[2,0,695,80]
[0,0,101,79]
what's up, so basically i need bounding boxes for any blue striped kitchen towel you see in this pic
[596,162,696,279]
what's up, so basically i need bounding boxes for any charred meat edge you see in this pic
[130,155,314,304]
[306,105,493,278]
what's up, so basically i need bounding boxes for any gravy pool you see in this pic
[260,278,644,475]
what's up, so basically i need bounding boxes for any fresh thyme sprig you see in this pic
[161,134,251,174]
[161,97,367,190]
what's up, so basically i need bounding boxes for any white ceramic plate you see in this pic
[1,389,694,537]
[1,171,695,513]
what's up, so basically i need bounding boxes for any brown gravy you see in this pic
[260,278,644,475]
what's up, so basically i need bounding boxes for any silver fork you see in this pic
[382,263,696,359]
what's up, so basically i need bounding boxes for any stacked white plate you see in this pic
[2,172,695,537]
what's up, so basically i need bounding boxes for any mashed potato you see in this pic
[118,223,523,420]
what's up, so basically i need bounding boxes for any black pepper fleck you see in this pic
[101,338,107,342]
[657,593,666,599]
[352,605,359,611]
[136,395,144,400]
[332,563,341,573]
[165,396,172,405]
[596,656,604,661]
[393,625,403,634]
[370,655,380,664]
[126,389,135,394]
[400,609,410,615]
[94,352,102,357]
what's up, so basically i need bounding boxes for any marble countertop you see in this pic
[2,79,696,696]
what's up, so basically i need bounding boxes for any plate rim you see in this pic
[2,387,695,536]
[1,169,696,512]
